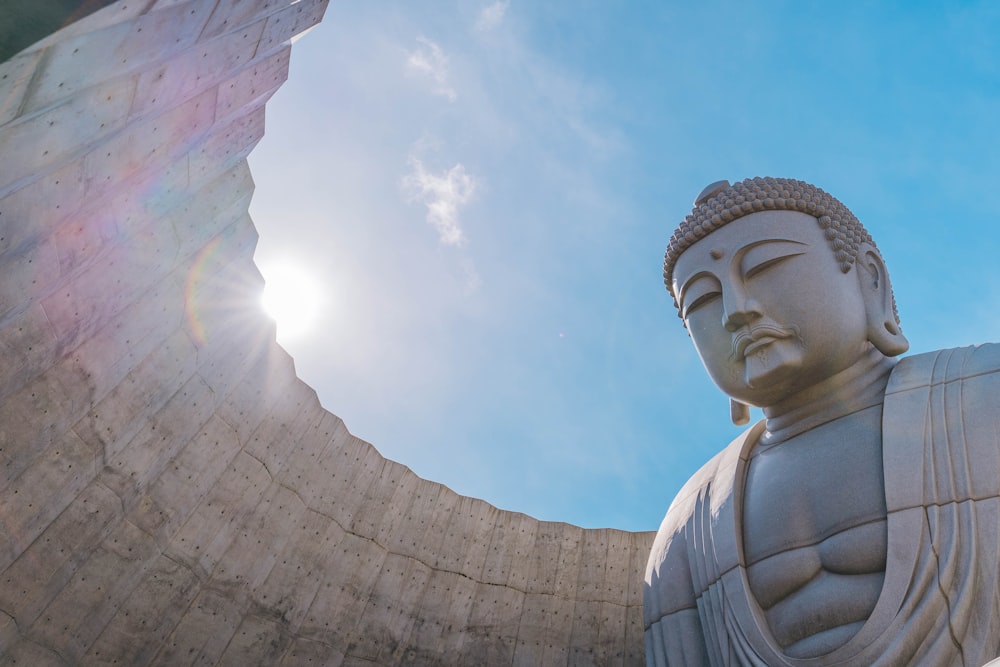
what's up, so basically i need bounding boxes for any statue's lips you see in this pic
[743,336,779,357]
[733,325,795,360]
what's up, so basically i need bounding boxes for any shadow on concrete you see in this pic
[1,0,118,63]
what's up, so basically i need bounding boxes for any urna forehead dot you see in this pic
[694,180,731,206]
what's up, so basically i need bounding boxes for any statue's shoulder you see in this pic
[889,343,1000,394]
[648,451,721,572]
[649,424,759,557]
[646,424,759,622]
[658,425,753,532]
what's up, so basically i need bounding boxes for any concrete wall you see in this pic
[0,2,654,664]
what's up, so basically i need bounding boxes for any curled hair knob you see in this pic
[695,180,731,206]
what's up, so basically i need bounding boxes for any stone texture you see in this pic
[0,2,653,665]
[646,180,1000,665]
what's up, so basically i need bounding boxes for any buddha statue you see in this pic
[644,177,1000,666]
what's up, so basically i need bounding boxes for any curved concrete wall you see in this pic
[0,2,654,664]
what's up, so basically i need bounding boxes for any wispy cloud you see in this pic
[475,1,510,32]
[403,157,478,246]
[406,36,457,101]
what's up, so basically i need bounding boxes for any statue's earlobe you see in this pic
[730,398,750,425]
[857,245,909,357]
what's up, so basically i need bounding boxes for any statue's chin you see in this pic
[741,341,803,403]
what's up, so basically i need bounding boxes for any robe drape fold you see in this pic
[645,344,1000,667]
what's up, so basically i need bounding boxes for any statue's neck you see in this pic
[760,347,896,445]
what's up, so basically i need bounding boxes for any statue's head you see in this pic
[664,177,909,409]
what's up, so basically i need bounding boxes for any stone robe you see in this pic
[644,344,1000,666]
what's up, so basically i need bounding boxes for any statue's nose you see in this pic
[722,286,761,332]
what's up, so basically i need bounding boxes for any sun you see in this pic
[260,261,323,340]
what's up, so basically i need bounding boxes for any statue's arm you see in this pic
[644,513,711,666]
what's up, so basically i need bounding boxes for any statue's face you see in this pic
[672,209,871,407]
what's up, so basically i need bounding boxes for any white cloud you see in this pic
[475,1,509,32]
[406,36,457,102]
[403,157,478,246]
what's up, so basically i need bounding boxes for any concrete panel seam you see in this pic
[22,516,169,660]
[9,44,52,121]
[8,637,71,666]
[1,28,281,202]
[199,0,309,44]
[0,608,20,644]
[5,158,253,397]
[269,478,639,610]
[0,76,139,198]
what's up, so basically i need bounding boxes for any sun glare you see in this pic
[260,261,323,340]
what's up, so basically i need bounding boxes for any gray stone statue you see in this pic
[644,177,1000,666]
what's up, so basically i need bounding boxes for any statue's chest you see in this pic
[741,405,887,566]
[739,406,890,654]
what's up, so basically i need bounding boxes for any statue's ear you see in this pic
[857,244,909,357]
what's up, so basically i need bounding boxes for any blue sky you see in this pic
[248,1,1000,531]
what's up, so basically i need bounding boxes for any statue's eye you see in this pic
[744,252,803,280]
[682,291,721,318]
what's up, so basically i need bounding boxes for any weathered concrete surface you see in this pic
[0,2,654,664]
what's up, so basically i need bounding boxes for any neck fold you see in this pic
[761,347,895,445]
